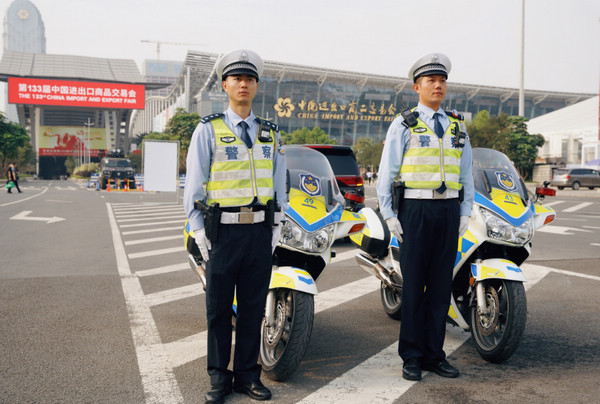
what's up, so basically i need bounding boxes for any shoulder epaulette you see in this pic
[200,113,224,124]
[255,117,279,132]
[445,110,464,121]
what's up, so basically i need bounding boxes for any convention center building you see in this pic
[131,50,595,145]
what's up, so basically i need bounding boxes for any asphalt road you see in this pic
[1,180,599,403]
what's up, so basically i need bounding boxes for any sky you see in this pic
[1,0,600,95]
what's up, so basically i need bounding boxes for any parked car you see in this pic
[551,168,600,190]
[99,157,136,189]
[303,145,365,210]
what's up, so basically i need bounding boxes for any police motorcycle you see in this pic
[352,147,556,363]
[185,145,366,381]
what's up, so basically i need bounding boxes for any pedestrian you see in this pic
[6,163,22,193]
[367,171,373,185]
[376,53,474,381]
[184,49,288,404]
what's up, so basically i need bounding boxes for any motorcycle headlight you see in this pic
[280,220,334,253]
[480,207,533,245]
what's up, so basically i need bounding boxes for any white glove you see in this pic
[385,217,403,243]
[459,215,469,237]
[194,228,211,262]
[272,224,282,253]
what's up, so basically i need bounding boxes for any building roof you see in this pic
[527,96,599,138]
[0,51,165,88]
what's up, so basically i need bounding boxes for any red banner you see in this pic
[8,77,145,109]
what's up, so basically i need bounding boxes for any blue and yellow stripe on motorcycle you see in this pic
[470,258,526,282]
[474,189,534,226]
[269,266,319,295]
[454,230,478,267]
[286,188,346,232]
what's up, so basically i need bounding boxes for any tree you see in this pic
[0,113,30,174]
[505,116,545,180]
[467,111,544,180]
[353,137,383,170]
[165,108,201,172]
[281,126,336,145]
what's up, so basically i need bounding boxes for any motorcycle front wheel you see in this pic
[470,280,527,363]
[260,289,314,381]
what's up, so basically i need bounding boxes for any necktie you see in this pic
[433,113,444,139]
[238,121,252,148]
[433,113,447,194]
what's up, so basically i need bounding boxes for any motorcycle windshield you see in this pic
[472,148,529,203]
[285,145,345,211]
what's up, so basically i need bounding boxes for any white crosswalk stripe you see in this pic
[106,200,596,403]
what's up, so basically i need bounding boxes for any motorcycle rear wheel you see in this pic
[380,272,403,320]
[470,280,527,363]
[260,289,314,381]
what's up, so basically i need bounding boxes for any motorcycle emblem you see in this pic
[299,174,321,196]
[496,171,517,192]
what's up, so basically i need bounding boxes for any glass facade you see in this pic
[132,50,596,145]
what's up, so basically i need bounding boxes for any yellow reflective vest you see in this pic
[206,118,277,207]
[399,112,463,190]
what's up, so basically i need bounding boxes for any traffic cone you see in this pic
[107,181,111,192]
[125,180,129,192]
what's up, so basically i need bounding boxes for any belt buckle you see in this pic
[238,212,254,224]
[433,190,446,199]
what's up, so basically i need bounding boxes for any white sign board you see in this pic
[143,140,179,192]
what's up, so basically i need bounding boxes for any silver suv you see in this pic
[551,168,600,190]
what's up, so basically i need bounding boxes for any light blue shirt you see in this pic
[183,106,289,231]
[376,103,474,220]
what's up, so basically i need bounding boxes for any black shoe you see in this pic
[205,383,232,404]
[402,357,422,381]
[233,379,272,401]
[422,359,459,378]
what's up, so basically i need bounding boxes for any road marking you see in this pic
[562,202,593,213]
[118,214,186,223]
[542,200,565,207]
[592,243,600,247]
[128,246,186,259]
[119,220,184,228]
[124,235,182,246]
[123,226,182,235]
[106,203,184,404]
[115,208,184,218]
[299,263,552,404]
[136,263,190,277]
[536,225,592,235]
[332,249,359,262]
[583,226,600,230]
[0,186,48,207]
[113,204,181,213]
[10,210,65,224]
[145,284,205,307]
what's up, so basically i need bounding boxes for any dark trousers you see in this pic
[205,222,272,385]
[397,198,460,364]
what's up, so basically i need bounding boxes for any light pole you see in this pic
[518,0,525,117]
[84,118,95,165]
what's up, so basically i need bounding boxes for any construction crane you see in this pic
[141,40,204,60]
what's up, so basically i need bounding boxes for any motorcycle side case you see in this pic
[349,208,390,259]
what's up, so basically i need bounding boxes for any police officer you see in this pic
[184,49,288,403]
[376,53,474,381]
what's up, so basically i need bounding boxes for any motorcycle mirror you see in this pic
[286,169,290,194]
